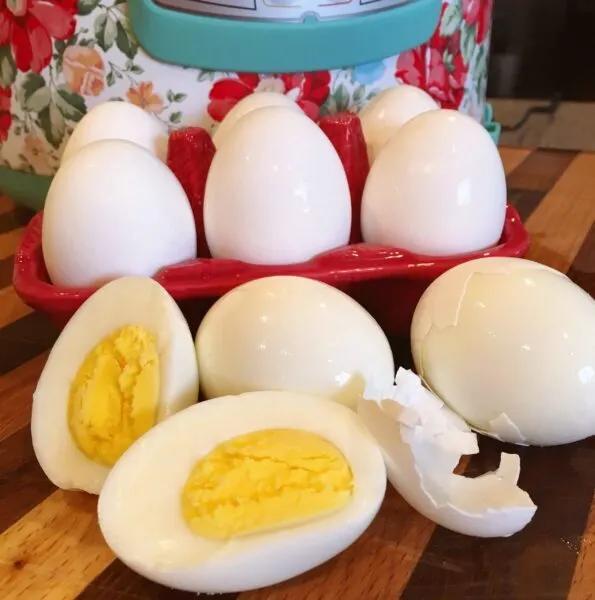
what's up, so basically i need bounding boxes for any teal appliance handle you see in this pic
[127,0,442,73]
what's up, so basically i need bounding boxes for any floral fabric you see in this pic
[0,0,492,176]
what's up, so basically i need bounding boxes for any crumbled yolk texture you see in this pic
[68,325,160,466]
[181,428,355,540]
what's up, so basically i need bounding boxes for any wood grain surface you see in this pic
[1,147,594,600]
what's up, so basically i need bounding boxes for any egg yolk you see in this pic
[181,428,354,541]
[68,325,160,466]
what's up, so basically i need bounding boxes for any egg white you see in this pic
[98,391,387,594]
[31,276,199,495]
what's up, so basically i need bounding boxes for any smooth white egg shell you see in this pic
[61,101,168,163]
[32,276,199,495]
[42,139,197,288]
[358,368,536,537]
[411,256,595,446]
[98,391,387,594]
[361,109,507,256]
[204,106,351,265]
[195,276,395,409]
[359,85,438,163]
[212,92,302,149]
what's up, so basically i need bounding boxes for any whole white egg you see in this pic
[212,91,301,149]
[42,139,197,288]
[32,276,199,495]
[195,275,394,409]
[61,101,167,163]
[98,391,387,593]
[204,106,351,265]
[361,109,507,257]
[359,85,438,163]
[411,256,595,446]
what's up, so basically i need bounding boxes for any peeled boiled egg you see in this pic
[42,139,197,288]
[359,85,438,163]
[98,390,386,594]
[411,256,595,446]
[204,106,351,265]
[31,276,199,495]
[361,109,506,256]
[358,369,536,537]
[195,276,394,409]
[61,101,167,163]
[212,92,301,149]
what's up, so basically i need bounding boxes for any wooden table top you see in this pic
[1,146,595,600]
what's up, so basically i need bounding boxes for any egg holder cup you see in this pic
[13,204,529,337]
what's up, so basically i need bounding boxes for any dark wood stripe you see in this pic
[507,148,578,192]
[0,255,12,289]
[0,311,58,376]
[0,426,55,531]
[77,560,239,600]
[0,206,33,234]
[507,149,578,222]
[566,220,595,296]
[402,437,595,600]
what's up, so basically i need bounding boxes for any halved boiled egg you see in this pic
[98,391,387,594]
[31,276,199,495]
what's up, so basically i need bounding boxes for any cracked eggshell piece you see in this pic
[98,391,387,594]
[411,256,595,446]
[357,368,537,538]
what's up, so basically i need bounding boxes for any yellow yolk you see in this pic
[181,428,354,540]
[68,325,160,466]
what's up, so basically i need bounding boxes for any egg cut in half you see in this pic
[32,276,199,495]
[98,390,387,594]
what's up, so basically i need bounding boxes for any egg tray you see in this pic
[13,205,529,337]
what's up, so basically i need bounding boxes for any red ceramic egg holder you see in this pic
[12,113,530,336]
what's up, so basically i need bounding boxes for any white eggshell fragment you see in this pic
[411,256,595,446]
[42,139,197,288]
[358,368,537,537]
[212,91,302,149]
[98,391,387,594]
[204,107,351,265]
[195,275,395,409]
[61,101,168,163]
[361,109,507,256]
[359,85,438,163]
[32,276,199,495]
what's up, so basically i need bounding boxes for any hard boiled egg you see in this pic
[61,101,167,163]
[195,276,395,409]
[98,390,386,594]
[32,276,199,495]
[359,85,438,163]
[204,106,351,265]
[361,109,506,256]
[212,91,301,149]
[42,139,197,288]
[411,257,595,446]
[358,369,536,537]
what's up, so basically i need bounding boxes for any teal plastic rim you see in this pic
[2,105,502,213]
[128,0,442,73]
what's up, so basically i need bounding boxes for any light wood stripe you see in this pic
[0,228,24,260]
[524,153,595,271]
[498,146,531,175]
[0,491,114,600]
[0,287,32,329]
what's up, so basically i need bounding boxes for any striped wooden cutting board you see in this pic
[1,147,595,600]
